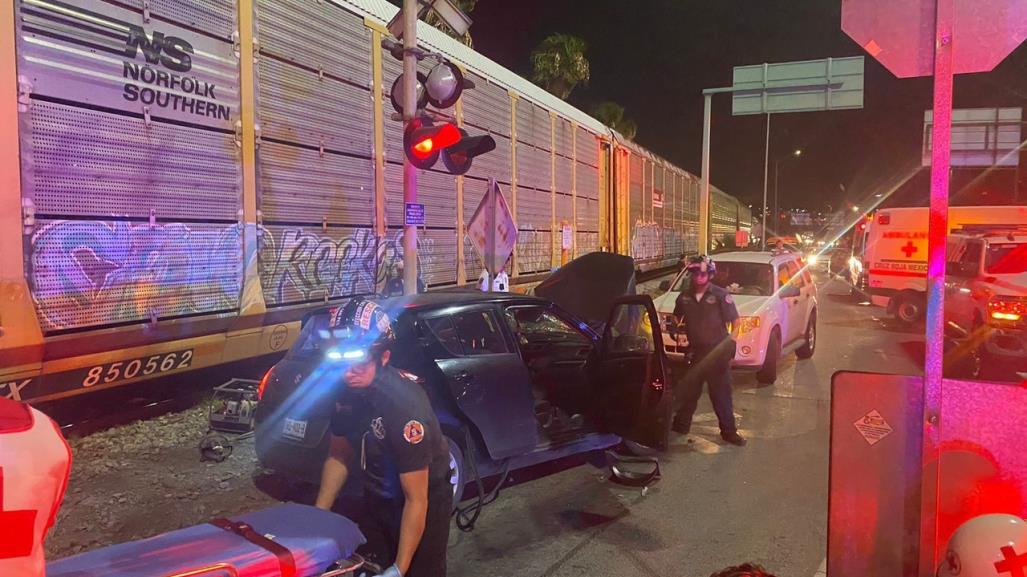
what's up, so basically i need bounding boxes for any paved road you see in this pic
[447,274,923,577]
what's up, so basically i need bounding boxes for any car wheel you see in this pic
[894,292,924,324]
[756,329,781,384]
[445,436,466,507]
[796,312,816,359]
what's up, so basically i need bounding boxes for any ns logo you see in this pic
[123,24,194,73]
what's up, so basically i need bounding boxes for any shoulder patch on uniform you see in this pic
[403,420,425,444]
[724,294,734,304]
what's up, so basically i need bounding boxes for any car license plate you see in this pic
[282,417,307,441]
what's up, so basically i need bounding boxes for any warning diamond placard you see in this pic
[853,410,893,446]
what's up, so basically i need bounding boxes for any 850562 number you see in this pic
[81,350,193,388]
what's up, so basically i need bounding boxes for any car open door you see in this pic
[420,308,539,461]
[593,295,672,450]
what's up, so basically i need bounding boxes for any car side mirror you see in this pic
[659,280,671,291]
[780,285,801,299]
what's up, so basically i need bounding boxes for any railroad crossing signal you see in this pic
[403,118,495,174]
[384,37,495,175]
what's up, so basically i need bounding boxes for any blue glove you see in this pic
[376,565,403,577]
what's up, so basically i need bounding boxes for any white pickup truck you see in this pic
[653,251,818,384]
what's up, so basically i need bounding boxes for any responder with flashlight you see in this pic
[314,298,452,577]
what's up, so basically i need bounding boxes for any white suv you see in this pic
[652,251,818,384]
[944,227,1027,379]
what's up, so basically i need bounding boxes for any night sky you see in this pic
[468,0,1027,213]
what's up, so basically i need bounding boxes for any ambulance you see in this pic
[859,206,1027,323]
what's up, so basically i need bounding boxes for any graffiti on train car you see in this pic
[30,220,242,331]
[30,220,442,328]
[516,225,551,274]
[630,221,685,261]
[258,228,437,304]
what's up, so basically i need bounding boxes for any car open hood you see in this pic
[534,252,636,326]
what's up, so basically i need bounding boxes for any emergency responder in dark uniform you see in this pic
[671,255,746,446]
[314,298,452,577]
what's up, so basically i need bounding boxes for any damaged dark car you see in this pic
[254,253,672,512]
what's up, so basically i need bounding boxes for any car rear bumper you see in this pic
[255,424,331,485]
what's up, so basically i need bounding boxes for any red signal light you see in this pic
[413,137,434,157]
[404,119,463,169]
[411,123,460,159]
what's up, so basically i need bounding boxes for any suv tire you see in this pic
[757,329,781,384]
[796,311,817,359]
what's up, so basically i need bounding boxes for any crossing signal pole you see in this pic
[387,0,487,294]
[401,0,419,296]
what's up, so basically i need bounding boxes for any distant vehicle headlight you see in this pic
[807,254,819,265]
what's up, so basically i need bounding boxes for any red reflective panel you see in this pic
[434,123,461,148]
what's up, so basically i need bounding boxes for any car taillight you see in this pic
[257,368,273,400]
[987,297,1027,325]
[738,316,761,335]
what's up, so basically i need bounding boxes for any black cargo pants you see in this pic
[357,483,453,577]
[673,341,737,436]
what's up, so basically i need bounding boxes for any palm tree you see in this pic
[531,34,590,100]
[591,101,638,140]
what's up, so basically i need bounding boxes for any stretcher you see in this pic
[47,503,368,577]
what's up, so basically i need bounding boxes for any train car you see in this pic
[710,187,752,250]
[611,138,702,272]
[0,0,742,403]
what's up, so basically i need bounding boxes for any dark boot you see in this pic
[721,431,747,446]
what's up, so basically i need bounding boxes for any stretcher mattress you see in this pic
[47,503,366,577]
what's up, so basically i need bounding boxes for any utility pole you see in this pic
[762,114,771,250]
[402,0,419,295]
[773,159,779,238]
